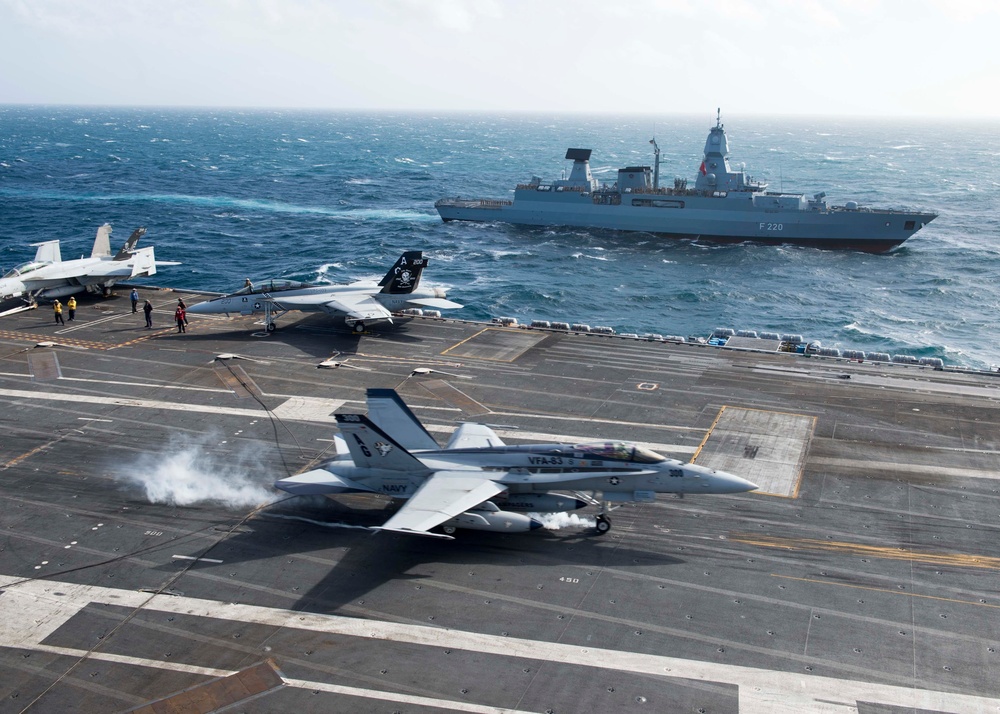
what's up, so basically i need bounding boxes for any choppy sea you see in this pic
[1,107,999,368]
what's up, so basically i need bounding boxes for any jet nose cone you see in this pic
[185,301,214,314]
[529,517,545,531]
[714,471,759,493]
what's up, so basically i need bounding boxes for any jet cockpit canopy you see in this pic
[3,261,49,279]
[233,279,313,295]
[571,442,665,464]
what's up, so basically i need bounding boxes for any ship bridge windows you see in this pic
[631,198,685,209]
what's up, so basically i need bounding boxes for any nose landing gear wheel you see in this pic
[595,515,611,535]
[442,525,457,535]
[353,321,366,334]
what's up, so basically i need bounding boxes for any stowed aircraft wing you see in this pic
[375,471,506,539]
[446,422,506,449]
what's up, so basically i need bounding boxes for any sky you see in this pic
[1,0,998,118]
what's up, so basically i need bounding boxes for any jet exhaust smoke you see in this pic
[118,433,278,508]
[531,512,597,530]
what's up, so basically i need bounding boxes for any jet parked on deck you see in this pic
[187,251,461,333]
[274,389,759,538]
[0,224,178,304]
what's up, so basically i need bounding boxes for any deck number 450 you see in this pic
[559,576,580,584]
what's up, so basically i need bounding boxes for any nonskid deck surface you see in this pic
[1,288,999,713]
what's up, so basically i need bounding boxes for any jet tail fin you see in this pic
[365,388,439,451]
[114,227,147,260]
[30,240,62,264]
[334,413,429,472]
[378,251,426,295]
[91,223,113,258]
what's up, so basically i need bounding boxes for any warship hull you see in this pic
[436,194,933,251]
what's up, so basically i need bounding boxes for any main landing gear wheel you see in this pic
[595,515,611,535]
[265,322,276,332]
[353,321,365,334]
[442,525,457,535]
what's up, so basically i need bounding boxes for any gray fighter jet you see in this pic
[186,251,461,333]
[0,224,178,304]
[274,389,759,538]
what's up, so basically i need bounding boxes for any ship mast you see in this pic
[650,138,660,190]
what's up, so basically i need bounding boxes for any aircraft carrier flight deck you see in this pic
[1,287,999,713]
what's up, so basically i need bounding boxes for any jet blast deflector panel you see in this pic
[442,327,547,362]
[693,406,814,497]
[27,350,62,381]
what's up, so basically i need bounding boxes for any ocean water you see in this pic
[1,106,999,368]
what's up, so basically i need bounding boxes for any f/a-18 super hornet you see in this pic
[0,224,178,305]
[186,251,461,333]
[274,389,759,539]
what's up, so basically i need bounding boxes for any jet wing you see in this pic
[266,292,393,321]
[322,294,393,320]
[30,240,62,264]
[445,422,506,449]
[375,471,505,538]
[406,297,464,310]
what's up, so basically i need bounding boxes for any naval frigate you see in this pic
[435,111,937,252]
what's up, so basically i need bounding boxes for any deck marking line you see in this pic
[0,574,997,713]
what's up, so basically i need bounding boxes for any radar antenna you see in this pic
[716,107,722,128]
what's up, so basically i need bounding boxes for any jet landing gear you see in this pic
[258,302,280,333]
[353,321,366,334]
[595,514,612,535]
[573,492,615,536]
[594,497,614,535]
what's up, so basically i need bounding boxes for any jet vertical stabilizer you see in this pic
[114,227,147,260]
[91,223,113,258]
[334,414,431,472]
[377,251,426,294]
[365,388,440,451]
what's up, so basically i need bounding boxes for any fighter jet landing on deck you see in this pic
[187,251,461,333]
[275,389,758,539]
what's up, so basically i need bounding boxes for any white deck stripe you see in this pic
[0,574,996,713]
[811,456,1000,481]
[0,387,696,452]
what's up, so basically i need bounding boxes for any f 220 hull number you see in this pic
[759,223,783,231]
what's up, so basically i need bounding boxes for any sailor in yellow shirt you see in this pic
[53,300,65,325]
[67,296,77,322]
